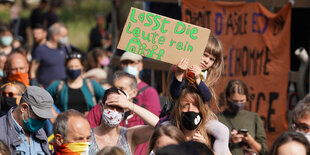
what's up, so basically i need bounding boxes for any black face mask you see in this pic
[2,97,17,112]
[227,101,245,114]
[181,111,202,130]
[66,68,81,80]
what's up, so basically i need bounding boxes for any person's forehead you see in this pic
[278,141,307,155]
[33,28,45,32]
[121,60,135,64]
[204,51,215,58]
[181,94,195,103]
[60,27,68,36]
[1,31,12,36]
[67,117,91,134]
[230,93,246,100]
[4,85,19,93]
[67,59,82,66]
[114,77,131,87]
[9,55,28,67]
[97,16,105,20]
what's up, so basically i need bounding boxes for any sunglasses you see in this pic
[66,53,82,60]
[2,92,21,98]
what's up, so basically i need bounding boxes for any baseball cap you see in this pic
[83,68,107,81]
[21,86,54,119]
[120,52,143,62]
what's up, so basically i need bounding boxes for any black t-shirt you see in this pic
[30,8,45,28]
[67,87,88,113]
[44,11,59,28]
[10,18,30,44]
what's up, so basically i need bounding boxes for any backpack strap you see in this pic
[137,85,149,96]
[136,85,149,125]
[85,78,97,106]
[56,80,65,107]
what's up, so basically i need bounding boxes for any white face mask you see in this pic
[305,133,310,142]
[123,66,139,76]
[149,150,155,155]
[296,131,310,142]
[300,131,310,142]
[59,36,69,45]
[102,109,124,127]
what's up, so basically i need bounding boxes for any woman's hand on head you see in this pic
[105,91,132,110]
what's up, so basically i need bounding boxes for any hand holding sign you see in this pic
[188,65,202,83]
[175,58,189,82]
[177,58,189,72]
[118,7,211,67]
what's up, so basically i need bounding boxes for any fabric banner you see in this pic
[182,1,291,146]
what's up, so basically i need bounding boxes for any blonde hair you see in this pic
[203,35,224,111]
[97,146,125,155]
[0,81,26,94]
[170,85,214,147]
[148,124,186,154]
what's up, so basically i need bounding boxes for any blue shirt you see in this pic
[11,114,45,155]
[33,44,67,88]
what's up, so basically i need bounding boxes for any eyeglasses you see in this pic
[292,122,310,132]
[118,89,127,96]
[2,92,21,98]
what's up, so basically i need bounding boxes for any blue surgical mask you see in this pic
[0,69,3,77]
[1,36,13,46]
[66,68,81,80]
[123,66,139,76]
[22,110,45,133]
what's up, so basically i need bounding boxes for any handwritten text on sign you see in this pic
[182,0,291,146]
[118,7,211,66]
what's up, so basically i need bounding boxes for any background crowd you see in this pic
[0,0,309,155]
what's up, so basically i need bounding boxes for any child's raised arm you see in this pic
[175,58,189,82]
[169,58,190,100]
[188,65,202,85]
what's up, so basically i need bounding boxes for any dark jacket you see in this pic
[0,108,50,155]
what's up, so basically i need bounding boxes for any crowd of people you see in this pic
[0,1,309,155]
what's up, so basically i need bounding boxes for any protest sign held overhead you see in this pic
[118,7,211,66]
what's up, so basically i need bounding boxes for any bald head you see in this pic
[53,109,91,146]
[66,116,91,143]
[7,52,29,75]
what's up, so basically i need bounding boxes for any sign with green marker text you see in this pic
[118,7,211,66]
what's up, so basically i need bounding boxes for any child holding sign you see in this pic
[162,35,230,155]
